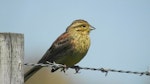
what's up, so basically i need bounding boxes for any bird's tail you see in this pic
[24,66,42,82]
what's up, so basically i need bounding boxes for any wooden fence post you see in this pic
[0,33,24,84]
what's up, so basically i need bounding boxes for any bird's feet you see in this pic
[71,65,81,73]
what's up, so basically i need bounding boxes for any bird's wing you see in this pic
[38,32,73,63]
[25,32,73,81]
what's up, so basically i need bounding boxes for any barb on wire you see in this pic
[24,62,150,76]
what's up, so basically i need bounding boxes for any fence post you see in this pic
[0,33,24,84]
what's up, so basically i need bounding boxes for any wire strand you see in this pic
[24,62,150,76]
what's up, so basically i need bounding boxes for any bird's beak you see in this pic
[90,25,96,30]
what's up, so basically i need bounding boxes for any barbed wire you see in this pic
[24,62,150,76]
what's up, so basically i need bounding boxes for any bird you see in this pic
[24,19,95,82]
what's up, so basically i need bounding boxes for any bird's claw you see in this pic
[71,65,81,73]
[60,64,67,73]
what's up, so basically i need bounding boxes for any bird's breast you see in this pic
[55,33,91,67]
[63,34,91,66]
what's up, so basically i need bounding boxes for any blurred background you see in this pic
[0,0,150,84]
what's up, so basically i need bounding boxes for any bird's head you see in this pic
[66,19,95,34]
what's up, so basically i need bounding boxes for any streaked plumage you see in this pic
[24,19,95,82]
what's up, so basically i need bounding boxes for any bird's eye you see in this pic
[82,25,86,27]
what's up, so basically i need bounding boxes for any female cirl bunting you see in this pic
[24,19,95,82]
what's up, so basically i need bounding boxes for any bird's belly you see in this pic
[55,51,87,67]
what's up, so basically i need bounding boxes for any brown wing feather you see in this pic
[38,32,73,64]
[25,32,73,81]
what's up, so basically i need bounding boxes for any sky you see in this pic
[0,0,150,84]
